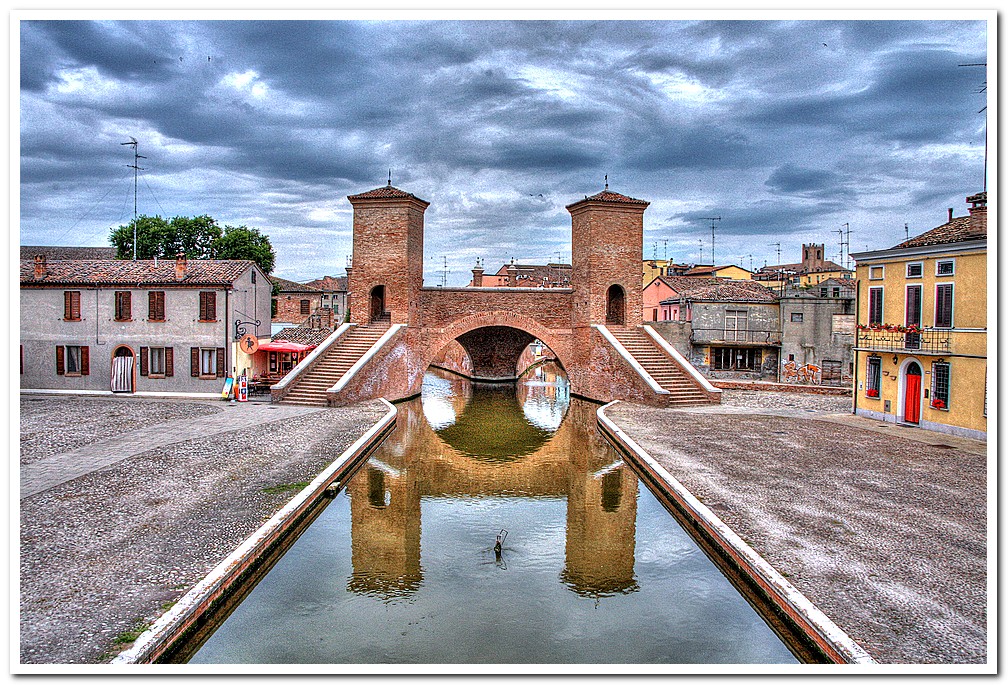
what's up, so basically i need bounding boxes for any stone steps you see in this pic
[608,326,713,406]
[278,323,390,406]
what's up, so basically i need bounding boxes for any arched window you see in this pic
[606,284,625,326]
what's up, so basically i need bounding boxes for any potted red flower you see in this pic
[931,398,946,410]
[866,388,879,398]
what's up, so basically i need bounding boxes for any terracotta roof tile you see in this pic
[347,184,429,205]
[21,245,116,260]
[566,188,649,209]
[271,324,333,347]
[893,215,984,249]
[20,259,255,287]
[659,277,777,304]
[269,275,322,293]
[304,275,348,291]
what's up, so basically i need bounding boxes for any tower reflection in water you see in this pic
[345,362,638,599]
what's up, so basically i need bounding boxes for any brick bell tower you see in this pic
[347,182,429,326]
[567,184,649,329]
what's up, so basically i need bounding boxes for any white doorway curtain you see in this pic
[111,354,133,393]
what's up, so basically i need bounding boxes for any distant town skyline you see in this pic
[18,15,990,285]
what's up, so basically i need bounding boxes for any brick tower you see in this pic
[347,183,429,326]
[567,187,649,328]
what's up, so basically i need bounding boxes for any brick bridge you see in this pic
[273,183,720,407]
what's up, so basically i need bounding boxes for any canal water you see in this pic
[189,363,798,664]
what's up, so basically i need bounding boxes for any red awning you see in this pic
[258,341,314,353]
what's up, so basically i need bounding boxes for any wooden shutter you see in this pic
[906,286,921,326]
[80,346,89,376]
[165,347,174,377]
[149,292,165,321]
[936,284,953,328]
[65,291,80,320]
[140,346,148,376]
[56,345,65,375]
[216,347,225,378]
[198,292,207,321]
[122,291,131,320]
[207,293,217,321]
[191,347,199,377]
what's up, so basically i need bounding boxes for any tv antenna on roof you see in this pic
[120,137,146,260]
[698,216,720,264]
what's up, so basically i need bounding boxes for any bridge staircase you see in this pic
[279,321,391,406]
[607,326,717,407]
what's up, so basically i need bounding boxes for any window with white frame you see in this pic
[150,347,166,375]
[936,259,955,276]
[65,345,82,375]
[725,309,748,342]
[869,265,884,280]
[201,348,217,376]
[931,361,950,409]
[906,262,923,278]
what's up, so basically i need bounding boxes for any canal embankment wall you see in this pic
[113,399,398,664]
[598,398,988,666]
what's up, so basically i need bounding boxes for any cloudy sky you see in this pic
[18,16,989,285]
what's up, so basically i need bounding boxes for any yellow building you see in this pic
[683,264,753,280]
[850,192,987,440]
[642,259,684,287]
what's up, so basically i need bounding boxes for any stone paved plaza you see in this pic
[17,390,988,665]
[18,395,387,664]
[606,392,987,664]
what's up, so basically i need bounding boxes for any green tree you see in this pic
[110,216,275,274]
[211,225,276,274]
[110,215,222,260]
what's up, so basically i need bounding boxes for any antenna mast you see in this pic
[120,137,146,260]
[440,256,450,287]
[699,216,721,264]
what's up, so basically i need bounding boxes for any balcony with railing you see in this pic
[690,328,782,346]
[855,327,952,355]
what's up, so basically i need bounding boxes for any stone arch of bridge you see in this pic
[411,310,570,395]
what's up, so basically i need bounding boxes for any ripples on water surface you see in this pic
[190,363,797,664]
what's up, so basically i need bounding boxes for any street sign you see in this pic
[239,333,259,354]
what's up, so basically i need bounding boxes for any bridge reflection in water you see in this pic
[190,363,796,664]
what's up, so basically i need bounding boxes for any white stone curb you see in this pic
[330,324,407,394]
[19,389,221,399]
[271,322,353,393]
[111,398,398,665]
[641,324,721,395]
[593,324,669,395]
[597,400,876,665]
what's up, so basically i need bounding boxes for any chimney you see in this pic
[33,254,46,279]
[471,260,484,287]
[967,191,987,236]
[175,253,187,281]
[947,208,954,223]
[506,259,518,287]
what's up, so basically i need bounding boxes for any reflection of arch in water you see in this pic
[434,383,555,461]
[346,381,637,601]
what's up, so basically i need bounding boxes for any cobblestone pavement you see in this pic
[18,396,221,466]
[19,395,389,664]
[605,397,987,665]
[21,398,324,498]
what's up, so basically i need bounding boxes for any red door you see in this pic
[904,363,922,423]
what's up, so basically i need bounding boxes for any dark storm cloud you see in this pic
[17,17,989,282]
